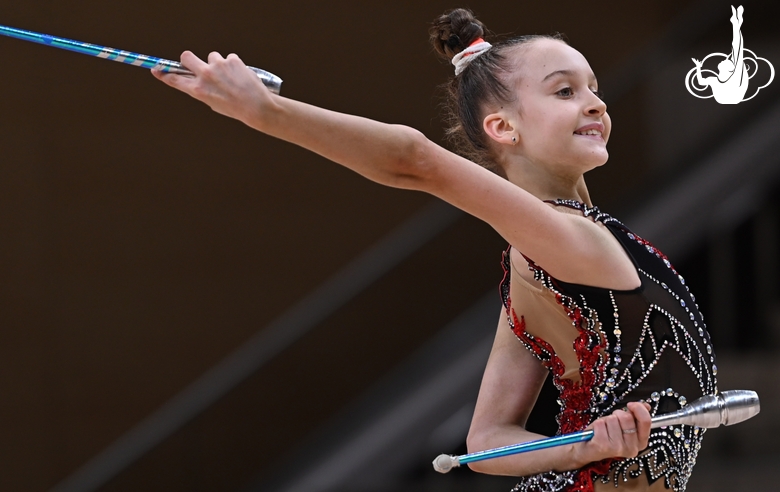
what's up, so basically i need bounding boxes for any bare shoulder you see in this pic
[413,142,595,276]
[520,206,641,290]
[408,140,641,289]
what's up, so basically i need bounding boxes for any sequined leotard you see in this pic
[500,200,718,492]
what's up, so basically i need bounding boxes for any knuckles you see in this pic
[190,85,208,99]
[581,403,653,462]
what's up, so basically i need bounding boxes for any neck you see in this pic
[502,157,592,206]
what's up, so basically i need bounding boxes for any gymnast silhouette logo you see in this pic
[685,5,774,104]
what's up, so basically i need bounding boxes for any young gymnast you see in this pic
[153,8,716,492]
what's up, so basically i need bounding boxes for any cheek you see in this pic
[530,121,567,150]
[527,111,560,138]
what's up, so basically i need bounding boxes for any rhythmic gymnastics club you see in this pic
[433,389,760,473]
[0,24,282,94]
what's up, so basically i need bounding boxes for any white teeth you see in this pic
[575,129,601,135]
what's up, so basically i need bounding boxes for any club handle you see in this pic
[0,24,283,95]
[432,431,594,473]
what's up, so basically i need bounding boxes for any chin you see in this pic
[583,150,609,170]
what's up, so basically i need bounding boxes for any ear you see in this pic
[483,111,517,146]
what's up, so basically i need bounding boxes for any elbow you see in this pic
[465,429,490,473]
[387,126,436,190]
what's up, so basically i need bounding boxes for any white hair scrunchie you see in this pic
[451,38,493,75]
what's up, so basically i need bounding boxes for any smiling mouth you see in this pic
[574,129,602,136]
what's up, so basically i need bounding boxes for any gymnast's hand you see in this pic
[571,401,652,466]
[152,51,274,128]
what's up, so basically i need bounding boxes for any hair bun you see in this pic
[430,8,487,61]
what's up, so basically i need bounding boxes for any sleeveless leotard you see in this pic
[500,200,718,492]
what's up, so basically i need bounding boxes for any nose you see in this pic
[585,91,607,116]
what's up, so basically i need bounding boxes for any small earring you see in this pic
[511,136,517,144]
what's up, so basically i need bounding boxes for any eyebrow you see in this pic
[542,69,597,84]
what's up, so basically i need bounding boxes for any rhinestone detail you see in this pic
[503,200,716,492]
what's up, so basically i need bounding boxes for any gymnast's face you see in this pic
[492,39,611,174]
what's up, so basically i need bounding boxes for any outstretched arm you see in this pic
[154,51,603,280]
[155,51,428,189]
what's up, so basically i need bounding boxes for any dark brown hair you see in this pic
[429,8,566,171]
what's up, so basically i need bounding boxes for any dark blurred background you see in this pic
[1,1,778,491]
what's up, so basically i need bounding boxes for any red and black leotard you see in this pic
[501,200,717,492]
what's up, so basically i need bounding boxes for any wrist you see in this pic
[560,443,590,472]
[244,91,282,133]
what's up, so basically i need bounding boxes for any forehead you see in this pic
[508,39,596,83]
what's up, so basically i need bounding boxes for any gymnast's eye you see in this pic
[592,89,605,100]
[556,87,573,97]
